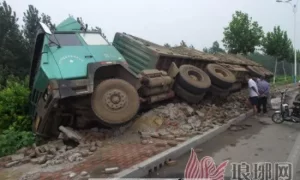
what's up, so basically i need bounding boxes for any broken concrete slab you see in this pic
[59,126,82,143]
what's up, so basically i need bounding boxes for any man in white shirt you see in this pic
[246,75,259,119]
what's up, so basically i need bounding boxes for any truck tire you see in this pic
[210,84,230,97]
[246,66,265,78]
[205,63,236,89]
[174,83,205,104]
[177,64,211,94]
[91,79,140,125]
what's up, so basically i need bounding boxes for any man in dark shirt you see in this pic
[256,76,270,116]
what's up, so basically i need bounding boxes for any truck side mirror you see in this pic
[39,22,52,35]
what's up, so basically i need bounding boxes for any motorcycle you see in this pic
[272,88,300,123]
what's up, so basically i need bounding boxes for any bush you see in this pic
[0,129,35,157]
[0,76,31,132]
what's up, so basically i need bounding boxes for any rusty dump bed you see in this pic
[112,32,273,79]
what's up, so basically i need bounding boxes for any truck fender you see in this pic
[87,62,142,90]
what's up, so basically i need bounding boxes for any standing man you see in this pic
[246,75,259,119]
[256,76,270,116]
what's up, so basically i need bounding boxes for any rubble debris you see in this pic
[69,172,77,178]
[11,153,24,161]
[89,146,97,152]
[5,161,19,168]
[167,141,178,147]
[95,141,103,147]
[68,153,83,162]
[3,85,290,173]
[155,142,167,147]
[141,140,148,145]
[59,126,82,142]
[38,155,47,164]
[80,171,89,176]
[104,167,120,174]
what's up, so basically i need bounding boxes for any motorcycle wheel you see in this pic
[272,113,284,124]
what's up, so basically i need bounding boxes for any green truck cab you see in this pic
[29,17,141,137]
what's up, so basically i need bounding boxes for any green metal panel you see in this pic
[56,17,81,31]
[112,32,160,74]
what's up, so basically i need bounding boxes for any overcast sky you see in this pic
[6,0,300,50]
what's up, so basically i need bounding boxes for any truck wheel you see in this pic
[205,63,236,89]
[246,66,265,78]
[91,79,140,125]
[177,64,211,94]
[210,84,230,97]
[174,83,205,104]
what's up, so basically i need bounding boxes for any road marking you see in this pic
[287,132,300,178]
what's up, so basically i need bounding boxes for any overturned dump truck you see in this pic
[29,17,273,138]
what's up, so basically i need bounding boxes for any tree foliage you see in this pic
[23,5,41,48]
[0,1,30,83]
[222,11,264,54]
[180,40,187,47]
[262,26,292,60]
[41,13,56,31]
[203,41,225,54]
[164,43,171,48]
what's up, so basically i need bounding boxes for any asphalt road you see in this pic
[146,90,300,179]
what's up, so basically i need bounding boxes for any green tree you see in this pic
[262,26,292,83]
[189,44,195,49]
[204,41,225,54]
[164,43,171,48]
[180,40,187,47]
[41,13,56,31]
[23,5,41,48]
[0,1,30,84]
[210,41,225,53]
[222,11,264,54]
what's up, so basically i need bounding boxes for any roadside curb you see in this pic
[107,110,253,178]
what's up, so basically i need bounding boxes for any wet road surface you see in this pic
[146,90,300,179]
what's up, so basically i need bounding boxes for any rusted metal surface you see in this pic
[214,53,259,66]
[167,62,180,79]
[141,76,173,87]
[140,69,165,78]
[170,46,220,62]
[139,85,171,97]
[218,63,248,72]
[146,90,175,104]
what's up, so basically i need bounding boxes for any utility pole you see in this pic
[277,0,298,83]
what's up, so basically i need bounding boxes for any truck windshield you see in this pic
[79,33,109,45]
[48,34,82,47]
